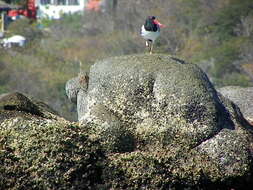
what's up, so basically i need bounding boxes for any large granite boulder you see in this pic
[81,54,235,147]
[76,54,253,188]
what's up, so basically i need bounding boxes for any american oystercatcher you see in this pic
[141,16,165,54]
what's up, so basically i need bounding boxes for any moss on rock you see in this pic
[79,54,253,189]
[0,109,104,189]
[81,54,233,150]
[2,54,253,189]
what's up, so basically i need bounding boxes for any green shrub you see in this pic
[7,18,43,42]
[214,72,252,87]
[213,0,253,41]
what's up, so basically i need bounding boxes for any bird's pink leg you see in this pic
[149,42,153,54]
[145,41,149,47]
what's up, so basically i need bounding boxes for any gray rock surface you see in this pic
[197,128,252,177]
[218,86,253,118]
[65,72,89,120]
[81,54,235,148]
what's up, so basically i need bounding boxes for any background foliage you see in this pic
[0,0,253,121]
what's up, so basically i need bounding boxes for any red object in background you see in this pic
[8,10,19,17]
[86,0,101,11]
[7,0,36,19]
[27,0,36,19]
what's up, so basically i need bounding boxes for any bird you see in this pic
[140,16,165,54]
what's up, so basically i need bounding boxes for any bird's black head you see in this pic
[144,16,158,32]
[148,16,156,20]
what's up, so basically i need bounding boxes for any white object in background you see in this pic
[36,0,87,19]
[0,32,4,38]
[1,35,26,48]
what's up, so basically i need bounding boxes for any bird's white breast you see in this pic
[141,25,160,42]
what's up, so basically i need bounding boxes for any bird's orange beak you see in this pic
[154,19,166,28]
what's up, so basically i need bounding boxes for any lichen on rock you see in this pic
[0,93,105,190]
[1,54,253,189]
[77,54,253,188]
[81,54,233,149]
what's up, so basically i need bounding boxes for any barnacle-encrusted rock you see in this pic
[78,54,253,188]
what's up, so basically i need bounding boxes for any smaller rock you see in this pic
[218,86,253,118]
[65,72,89,120]
[0,92,43,117]
[197,128,252,178]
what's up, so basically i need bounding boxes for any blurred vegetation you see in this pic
[0,0,253,121]
[2,0,27,6]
